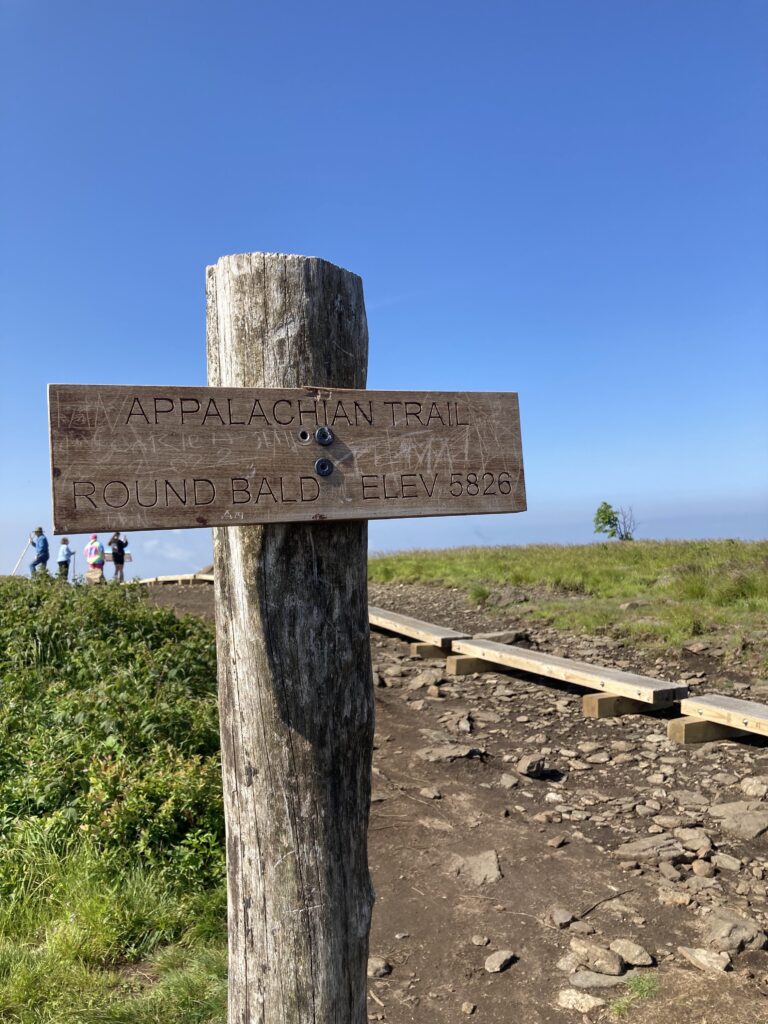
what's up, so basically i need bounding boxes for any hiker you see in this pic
[84,534,105,584]
[108,532,129,582]
[56,537,74,580]
[29,527,49,575]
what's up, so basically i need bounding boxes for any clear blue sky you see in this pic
[1,0,766,578]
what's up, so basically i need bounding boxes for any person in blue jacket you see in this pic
[29,527,49,575]
[57,537,74,580]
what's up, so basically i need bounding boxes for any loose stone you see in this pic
[569,937,624,976]
[677,946,731,972]
[568,970,628,989]
[609,939,654,966]
[557,989,606,1012]
[546,905,575,929]
[517,754,545,778]
[367,955,393,978]
[484,949,516,973]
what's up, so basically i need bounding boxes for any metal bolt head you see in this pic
[314,426,334,446]
[314,457,334,478]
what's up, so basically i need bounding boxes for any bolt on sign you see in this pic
[49,385,526,532]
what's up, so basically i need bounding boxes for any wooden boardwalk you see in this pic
[135,581,767,744]
[449,637,687,706]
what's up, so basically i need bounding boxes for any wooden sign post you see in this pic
[48,252,526,1024]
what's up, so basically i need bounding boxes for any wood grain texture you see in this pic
[668,717,747,744]
[208,254,374,1023]
[450,638,688,705]
[48,383,526,532]
[679,694,768,737]
[367,606,470,647]
[582,693,671,719]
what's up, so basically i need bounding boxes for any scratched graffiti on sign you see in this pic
[49,385,526,532]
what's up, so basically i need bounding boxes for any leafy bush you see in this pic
[0,576,223,886]
[0,577,227,1015]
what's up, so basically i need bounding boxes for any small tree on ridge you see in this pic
[594,501,636,541]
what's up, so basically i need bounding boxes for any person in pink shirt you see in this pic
[84,534,105,584]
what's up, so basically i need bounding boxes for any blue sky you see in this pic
[1,0,766,578]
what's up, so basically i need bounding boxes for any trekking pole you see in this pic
[11,538,31,576]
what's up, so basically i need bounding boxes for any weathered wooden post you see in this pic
[48,251,526,1024]
[206,253,374,1022]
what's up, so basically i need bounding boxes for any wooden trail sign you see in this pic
[49,252,527,1024]
[49,384,525,532]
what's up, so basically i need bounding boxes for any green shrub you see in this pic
[0,577,223,885]
[0,578,227,1016]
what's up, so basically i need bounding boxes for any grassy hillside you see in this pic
[370,540,768,669]
[0,576,227,1022]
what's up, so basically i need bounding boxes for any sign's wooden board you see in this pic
[49,385,526,532]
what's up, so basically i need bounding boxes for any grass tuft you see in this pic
[610,974,659,1018]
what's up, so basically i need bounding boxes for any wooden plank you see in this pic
[136,573,213,585]
[446,655,493,675]
[450,638,687,706]
[409,642,447,659]
[668,716,748,744]
[135,573,211,589]
[368,606,471,648]
[679,695,768,738]
[582,693,673,719]
[49,385,526,533]
[151,573,198,583]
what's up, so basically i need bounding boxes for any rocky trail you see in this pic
[147,580,768,1022]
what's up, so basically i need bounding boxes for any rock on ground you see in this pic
[461,849,503,886]
[569,937,624,976]
[484,949,516,973]
[703,909,768,954]
[677,946,731,973]
[609,939,654,966]
[557,989,606,1012]
[367,955,392,978]
[613,833,684,864]
[708,801,768,840]
[568,970,628,989]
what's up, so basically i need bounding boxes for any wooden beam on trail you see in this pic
[448,638,688,706]
[668,717,748,745]
[368,606,471,648]
[409,642,449,659]
[675,694,768,739]
[583,693,675,719]
[136,573,214,584]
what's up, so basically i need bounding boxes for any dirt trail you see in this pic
[146,582,768,1022]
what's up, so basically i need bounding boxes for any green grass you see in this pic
[0,829,227,1022]
[610,974,659,1018]
[0,577,227,1021]
[370,540,768,666]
